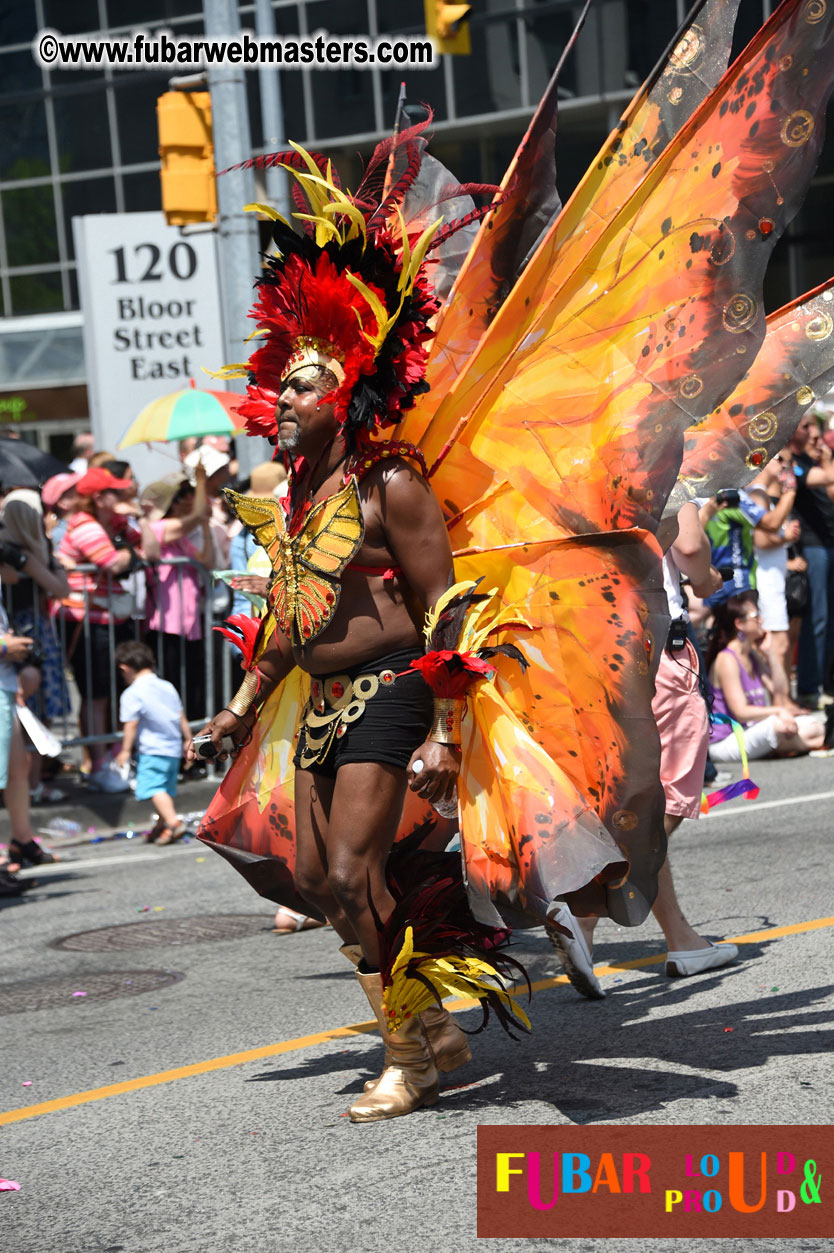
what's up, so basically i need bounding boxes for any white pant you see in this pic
[709,713,820,761]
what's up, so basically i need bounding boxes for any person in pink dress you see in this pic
[140,462,213,722]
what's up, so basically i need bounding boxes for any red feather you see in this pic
[213,614,263,671]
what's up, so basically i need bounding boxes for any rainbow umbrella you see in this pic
[118,380,247,448]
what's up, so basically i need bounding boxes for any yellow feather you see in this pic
[288,140,332,184]
[423,580,478,643]
[344,271,391,355]
[293,213,343,245]
[395,206,412,291]
[321,197,367,240]
[202,363,249,379]
[243,202,291,226]
[401,217,444,294]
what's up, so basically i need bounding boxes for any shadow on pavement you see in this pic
[242,930,833,1123]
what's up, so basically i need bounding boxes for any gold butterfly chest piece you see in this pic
[224,478,365,646]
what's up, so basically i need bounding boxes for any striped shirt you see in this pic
[54,512,139,624]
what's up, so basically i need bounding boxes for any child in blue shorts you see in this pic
[115,640,191,844]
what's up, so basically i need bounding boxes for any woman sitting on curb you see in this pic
[707,590,826,761]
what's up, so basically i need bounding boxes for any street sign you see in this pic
[73,212,226,488]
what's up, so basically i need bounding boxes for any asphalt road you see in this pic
[1,755,832,1253]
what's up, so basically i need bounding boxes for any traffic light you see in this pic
[425,1,472,55]
[157,91,217,226]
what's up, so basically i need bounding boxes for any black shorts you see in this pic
[293,646,432,780]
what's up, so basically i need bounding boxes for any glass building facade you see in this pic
[1,0,832,450]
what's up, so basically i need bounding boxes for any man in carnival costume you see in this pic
[194,0,834,1124]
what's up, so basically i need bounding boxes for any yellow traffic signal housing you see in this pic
[425,1,472,55]
[157,91,217,226]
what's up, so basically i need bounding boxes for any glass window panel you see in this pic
[0,48,43,91]
[43,0,100,35]
[49,63,108,86]
[0,2,38,44]
[9,271,64,316]
[107,0,203,25]
[525,4,580,103]
[61,177,117,259]
[247,65,263,151]
[730,0,770,61]
[114,74,170,166]
[790,183,834,297]
[67,266,79,311]
[376,0,420,30]
[307,0,377,139]
[269,6,305,144]
[376,0,447,124]
[376,68,447,128]
[2,186,59,265]
[53,86,114,173]
[122,170,162,214]
[625,0,681,88]
[453,18,522,118]
[0,99,50,181]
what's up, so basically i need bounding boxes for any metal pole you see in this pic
[254,0,291,219]
[203,0,271,477]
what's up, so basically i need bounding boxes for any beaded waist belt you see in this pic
[296,663,400,769]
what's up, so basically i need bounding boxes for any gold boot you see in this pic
[348,970,439,1123]
[362,1004,470,1090]
[342,941,471,1090]
[419,1004,472,1073]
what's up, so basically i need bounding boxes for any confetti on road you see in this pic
[72,991,87,998]
[0,1180,21,1192]
[196,857,206,862]
[21,1082,31,1088]
[723,1027,734,1033]
[137,906,150,913]
[153,906,165,912]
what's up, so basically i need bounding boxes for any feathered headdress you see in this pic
[216,115,500,450]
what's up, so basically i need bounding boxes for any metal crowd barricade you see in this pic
[1,556,239,756]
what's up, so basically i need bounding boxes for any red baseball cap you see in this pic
[76,467,134,496]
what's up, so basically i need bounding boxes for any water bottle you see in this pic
[40,817,81,837]
[411,759,458,819]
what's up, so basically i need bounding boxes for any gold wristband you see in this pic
[227,670,259,718]
[429,697,464,745]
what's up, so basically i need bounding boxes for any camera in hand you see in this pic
[715,488,740,508]
[0,540,27,571]
[193,733,237,760]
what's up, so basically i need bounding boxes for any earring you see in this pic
[316,402,321,411]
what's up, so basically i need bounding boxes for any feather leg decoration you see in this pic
[371,830,532,1037]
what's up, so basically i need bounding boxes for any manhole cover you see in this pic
[52,914,271,952]
[0,970,184,1015]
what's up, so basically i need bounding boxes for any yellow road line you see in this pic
[2,914,832,1128]
[0,1024,376,1128]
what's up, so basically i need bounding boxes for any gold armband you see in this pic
[226,670,260,718]
[429,697,464,745]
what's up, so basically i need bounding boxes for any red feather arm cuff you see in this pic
[214,613,264,673]
[407,649,494,698]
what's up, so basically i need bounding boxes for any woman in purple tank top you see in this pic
[706,590,825,761]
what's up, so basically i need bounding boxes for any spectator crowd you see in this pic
[0,429,287,895]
